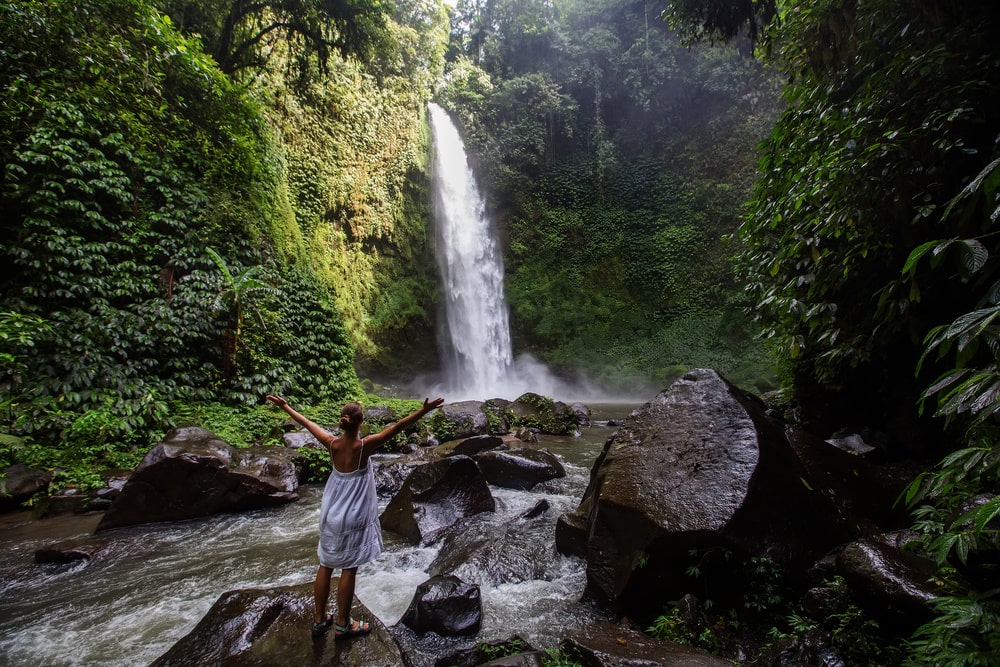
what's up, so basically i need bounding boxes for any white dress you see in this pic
[317,440,383,569]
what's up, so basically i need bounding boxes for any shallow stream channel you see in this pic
[0,404,638,666]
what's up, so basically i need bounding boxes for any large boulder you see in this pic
[372,455,422,498]
[438,434,505,458]
[557,369,908,620]
[836,538,939,631]
[427,401,493,441]
[0,464,53,511]
[398,574,483,636]
[507,393,579,435]
[151,582,403,666]
[96,427,299,532]
[472,447,565,490]
[428,498,556,585]
[380,455,495,545]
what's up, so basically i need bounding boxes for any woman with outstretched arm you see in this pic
[266,394,444,639]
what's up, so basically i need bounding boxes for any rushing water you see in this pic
[428,103,514,400]
[0,406,636,666]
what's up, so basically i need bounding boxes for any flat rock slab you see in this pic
[151,582,403,666]
[562,621,731,666]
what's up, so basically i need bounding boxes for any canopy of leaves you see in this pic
[158,0,392,77]
[662,0,777,48]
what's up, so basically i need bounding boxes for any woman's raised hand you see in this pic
[266,394,288,409]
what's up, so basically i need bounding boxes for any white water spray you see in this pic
[428,103,514,399]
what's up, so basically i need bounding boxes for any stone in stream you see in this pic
[427,498,555,586]
[471,447,565,490]
[398,574,483,636]
[379,455,495,545]
[96,427,299,532]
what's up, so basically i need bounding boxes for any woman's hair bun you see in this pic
[339,402,363,430]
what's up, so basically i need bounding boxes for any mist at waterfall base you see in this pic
[413,351,654,405]
[0,418,632,666]
[423,103,652,404]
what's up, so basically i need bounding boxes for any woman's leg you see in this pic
[336,566,358,627]
[314,565,334,622]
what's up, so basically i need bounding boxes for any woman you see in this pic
[266,393,445,639]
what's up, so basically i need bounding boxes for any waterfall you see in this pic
[428,103,514,400]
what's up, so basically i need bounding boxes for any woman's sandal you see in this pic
[311,615,334,638]
[334,617,372,640]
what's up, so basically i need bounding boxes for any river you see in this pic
[0,404,638,666]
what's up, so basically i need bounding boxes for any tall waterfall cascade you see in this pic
[428,103,514,399]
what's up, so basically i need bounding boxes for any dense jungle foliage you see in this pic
[667,0,1000,662]
[0,0,448,478]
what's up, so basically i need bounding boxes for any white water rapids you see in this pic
[0,413,634,666]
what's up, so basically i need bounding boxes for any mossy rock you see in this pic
[507,393,578,435]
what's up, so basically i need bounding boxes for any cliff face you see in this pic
[259,65,442,382]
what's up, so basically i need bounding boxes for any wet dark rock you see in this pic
[435,635,537,667]
[554,502,590,559]
[570,402,591,428]
[948,494,1000,590]
[417,432,441,448]
[388,626,477,667]
[512,427,538,444]
[34,541,110,564]
[483,399,514,434]
[473,448,566,490]
[372,456,421,497]
[773,630,845,667]
[557,369,909,620]
[836,538,938,630]
[440,435,505,458]
[427,401,492,441]
[881,529,923,551]
[32,488,91,518]
[801,586,840,619]
[560,620,732,666]
[32,533,133,567]
[0,464,53,511]
[151,582,402,666]
[399,574,482,637]
[364,404,398,426]
[519,499,550,519]
[96,427,299,532]
[380,455,495,545]
[281,429,323,449]
[95,471,129,501]
[428,504,555,585]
